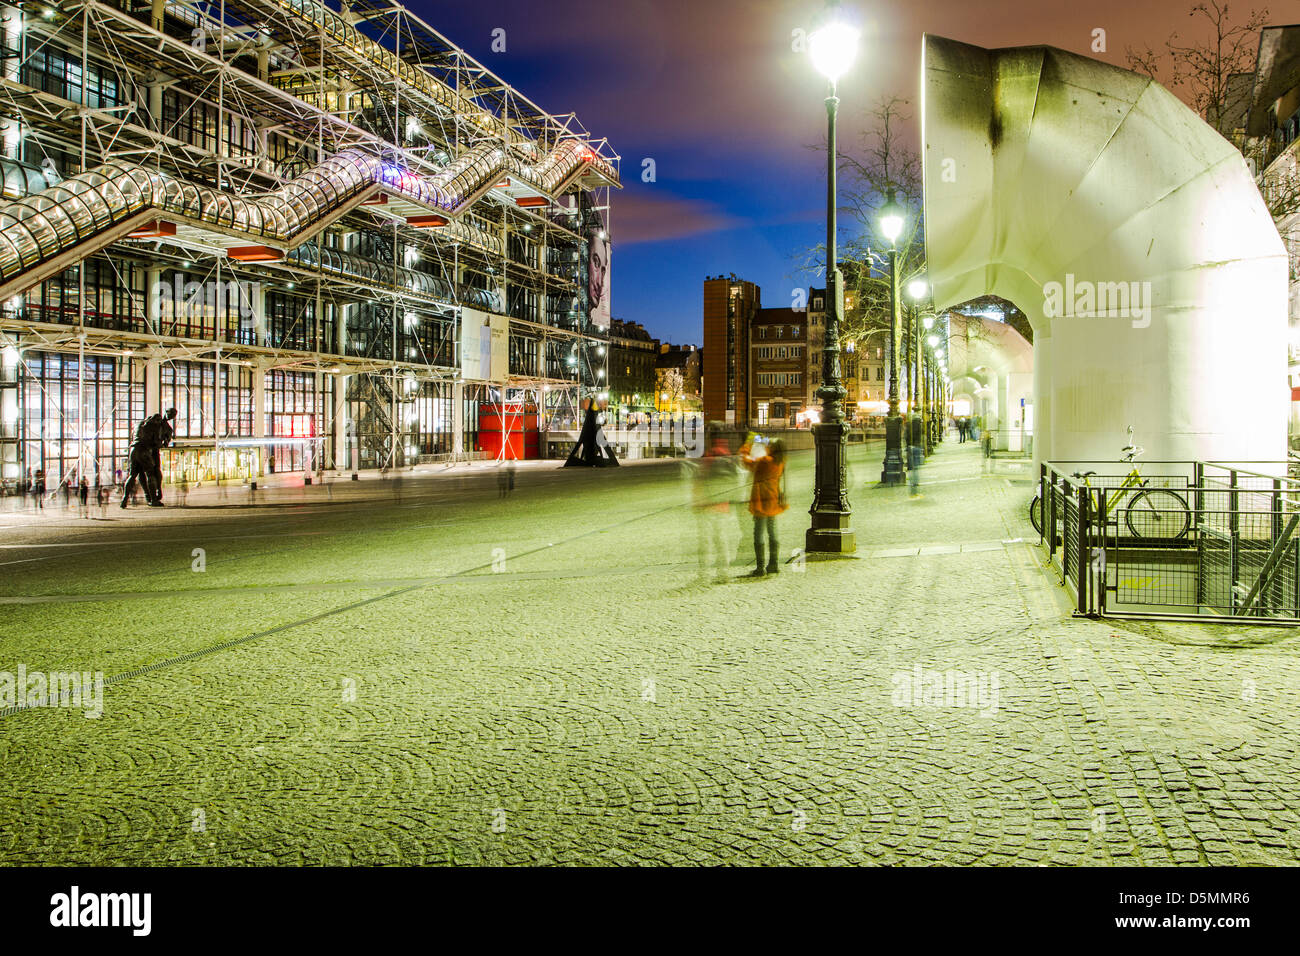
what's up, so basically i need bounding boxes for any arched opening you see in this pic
[942,295,1034,452]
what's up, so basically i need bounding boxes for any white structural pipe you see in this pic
[922,36,1290,466]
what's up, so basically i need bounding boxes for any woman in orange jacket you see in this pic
[740,437,787,576]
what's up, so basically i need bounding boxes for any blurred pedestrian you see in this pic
[692,424,738,584]
[79,476,89,514]
[32,469,44,509]
[740,436,787,577]
[908,411,925,498]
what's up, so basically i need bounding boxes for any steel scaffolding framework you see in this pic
[0,0,618,486]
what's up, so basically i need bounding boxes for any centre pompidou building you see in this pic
[0,0,618,487]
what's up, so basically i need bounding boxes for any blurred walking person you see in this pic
[32,469,44,510]
[79,476,89,516]
[496,459,516,498]
[740,437,787,577]
[908,411,925,498]
[692,425,738,584]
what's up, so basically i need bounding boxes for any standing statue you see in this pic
[120,407,177,508]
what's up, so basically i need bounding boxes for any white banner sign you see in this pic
[461,307,509,382]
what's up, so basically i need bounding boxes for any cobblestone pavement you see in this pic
[1,438,1298,866]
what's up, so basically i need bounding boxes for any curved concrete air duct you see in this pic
[0,140,600,301]
[922,36,1289,465]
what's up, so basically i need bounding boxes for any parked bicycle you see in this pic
[1030,428,1190,540]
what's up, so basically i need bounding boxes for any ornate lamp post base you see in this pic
[807,417,856,553]
[882,414,905,484]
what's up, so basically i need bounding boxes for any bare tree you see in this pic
[1127,1,1268,131]
[656,366,685,413]
[795,96,928,346]
[1126,2,1298,222]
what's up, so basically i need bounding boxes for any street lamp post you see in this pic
[806,5,859,554]
[907,278,928,457]
[879,189,905,485]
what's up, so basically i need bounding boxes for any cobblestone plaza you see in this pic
[2,439,1297,866]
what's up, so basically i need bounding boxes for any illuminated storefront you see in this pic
[162,441,261,485]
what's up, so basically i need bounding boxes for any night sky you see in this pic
[407,0,1280,344]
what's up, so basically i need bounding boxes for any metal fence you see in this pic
[1036,460,1300,623]
[985,428,1033,459]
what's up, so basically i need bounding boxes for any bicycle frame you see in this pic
[1077,465,1145,515]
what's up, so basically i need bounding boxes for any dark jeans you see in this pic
[753,515,778,571]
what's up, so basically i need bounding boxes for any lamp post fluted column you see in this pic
[914,302,924,455]
[881,246,904,484]
[807,79,855,553]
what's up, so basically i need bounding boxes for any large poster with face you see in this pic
[587,227,611,331]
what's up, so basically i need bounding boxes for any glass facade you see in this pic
[0,0,617,481]
[17,350,144,487]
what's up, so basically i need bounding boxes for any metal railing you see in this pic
[983,428,1033,458]
[1037,460,1300,623]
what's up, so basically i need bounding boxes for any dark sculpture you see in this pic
[121,407,176,508]
[564,404,618,467]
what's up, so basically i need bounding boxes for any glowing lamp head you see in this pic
[808,14,860,82]
[907,279,928,301]
[879,189,905,245]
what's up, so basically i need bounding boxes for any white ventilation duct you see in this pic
[922,36,1289,466]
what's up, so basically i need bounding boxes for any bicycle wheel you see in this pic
[1125,488,1190,540]
[1029,494,1043,535]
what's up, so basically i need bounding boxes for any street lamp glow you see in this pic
[923,315,934,330]
[927,334,940,347]
[907,278,928,300]
[879,189,905,245]
[809,17,860,82]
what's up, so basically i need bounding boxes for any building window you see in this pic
[757,402,769,424]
